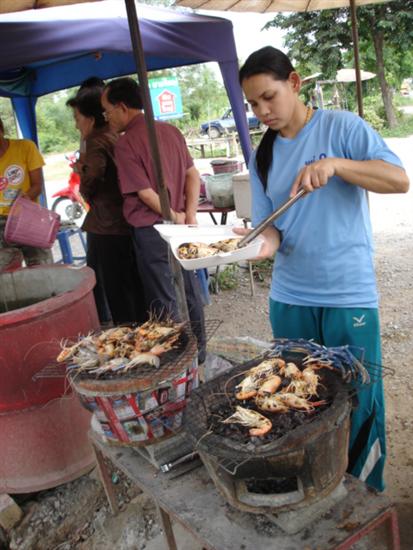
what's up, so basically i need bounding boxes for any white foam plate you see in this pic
[169,233,263,271]
[154,224,238,243]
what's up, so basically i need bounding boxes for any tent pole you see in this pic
[124,0,172,222]
[350,0,364,118]
[124,0,190,323]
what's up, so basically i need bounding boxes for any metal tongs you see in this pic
[160,451,199,473]
[237,188,306,248]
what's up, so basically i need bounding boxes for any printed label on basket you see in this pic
[86,364,196,445]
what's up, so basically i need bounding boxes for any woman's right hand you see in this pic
[233,225,280,260]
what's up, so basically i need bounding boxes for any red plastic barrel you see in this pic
[0,248,23,273]
[0,265,100,493]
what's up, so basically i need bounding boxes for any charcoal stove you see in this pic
[184,352,353,532]
[68,320,221,449]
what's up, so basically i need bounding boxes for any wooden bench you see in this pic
[91,434,400,550]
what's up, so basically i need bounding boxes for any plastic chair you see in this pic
[56,225,87,264]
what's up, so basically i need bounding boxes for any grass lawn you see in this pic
[382,114,413,138]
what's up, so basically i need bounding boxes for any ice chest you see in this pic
[232,172,252,220]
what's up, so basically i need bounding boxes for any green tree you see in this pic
[0,98,18,138]
[36,90,79,153]
[176,65,228,125]
[265,1,413,128]
[2,64,228,154]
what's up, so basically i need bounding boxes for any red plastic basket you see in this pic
[4,196,60,249]
[210,159,244,175]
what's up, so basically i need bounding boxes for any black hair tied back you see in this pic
[239,46,294,191]
[255,128,277,191]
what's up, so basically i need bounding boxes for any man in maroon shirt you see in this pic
[101,77,205,361]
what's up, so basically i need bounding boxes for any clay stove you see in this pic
[185,353,353,533]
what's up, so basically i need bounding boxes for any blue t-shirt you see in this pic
[249,109,404,308]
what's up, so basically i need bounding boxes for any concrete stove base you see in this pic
[266,478,348,534]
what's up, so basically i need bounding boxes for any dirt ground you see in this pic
[4,137,413,549]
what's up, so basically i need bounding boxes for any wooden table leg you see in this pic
[157,505,178,550]
[243,219,255,297]
[388,507,401,550]
[92,442,119,516]
[334,507,400,550]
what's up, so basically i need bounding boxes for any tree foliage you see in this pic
[265,1,413,84]
[0,64,228,153]
[169,65,228,127]
[265,1,413,127]
[36,90,80,152]
[0,99,18,139]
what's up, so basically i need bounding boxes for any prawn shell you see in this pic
[278,393,314,410]
[177,242,218,259]
[255,395,289,413]
[211,238,242,252]
[235,390,257,401]
[249,419,272,437]
[257,375,282,397]
[126,352,160,369]
[56,348,73,363]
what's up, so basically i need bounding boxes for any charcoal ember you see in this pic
[207,370,334,443]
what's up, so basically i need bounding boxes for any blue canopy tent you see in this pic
[0,1,252,162]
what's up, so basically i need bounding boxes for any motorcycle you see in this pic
[51,152,88,224]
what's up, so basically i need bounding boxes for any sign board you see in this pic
[149,76,183,120]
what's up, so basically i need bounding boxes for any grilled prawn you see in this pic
[235,358,286,400]
[177,242,218,259]
[222,406,272,437]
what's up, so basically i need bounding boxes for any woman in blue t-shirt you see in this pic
[237,46,409,492]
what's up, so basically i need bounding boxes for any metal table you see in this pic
[196,200,255,295]
[197,200,235,225]
[91,434,400,550]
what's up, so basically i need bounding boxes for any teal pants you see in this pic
[269,299,386,492]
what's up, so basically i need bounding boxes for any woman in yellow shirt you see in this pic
[0,117,52,266]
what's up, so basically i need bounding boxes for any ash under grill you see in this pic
[184,352,353,518]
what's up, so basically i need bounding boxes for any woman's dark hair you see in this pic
[66,87,106,128]
[239,47,295,190]
[79,76,105,91]
[0,117,4,134]
[104,77,143,110]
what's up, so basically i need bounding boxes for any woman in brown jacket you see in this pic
[67,87,145,325]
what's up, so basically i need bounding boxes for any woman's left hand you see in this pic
[290,157,336,197]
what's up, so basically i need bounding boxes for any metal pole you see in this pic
[124,0,172,221]
[123,0,190,323]
[350,0,364,118]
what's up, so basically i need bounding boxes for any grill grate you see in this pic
[32,319,221,384]
[32,363,66,381]
[185,350,352,472]
[270,338,392,387]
